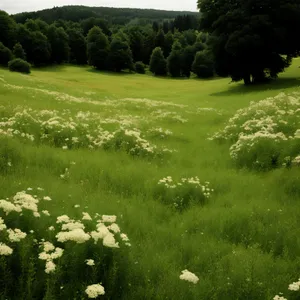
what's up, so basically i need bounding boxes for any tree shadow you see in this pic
[33,65,69,72]
[211,77,300,97]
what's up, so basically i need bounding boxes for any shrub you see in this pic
[8,58,31,74]
[0,42,12,66]
[211,91,300,170]
[154,176,213,211]
[135,61,146,74]
[192,50,214,78]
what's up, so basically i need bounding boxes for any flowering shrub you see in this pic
[155,176,213,211]
[0,107,174,159]
[211,92,300,170]
[0,190,130,299]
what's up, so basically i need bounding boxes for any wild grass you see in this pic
[0,59,300,299]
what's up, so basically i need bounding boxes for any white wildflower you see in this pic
[85,284,105,298]
[61,221,85,231]
[0,243,13,255]
[0,217,7,231]
[288,280,300,291]
[74,204,80,208]
[43,241,55,253]
[48,226,55,231]
[33,212,41,218]
[120,233,129,242]
[43,196,52,201]
[56,215,71,224]
[179,270,199,284]
[45,260,56,274]
[86,259,95,266]
[56,228,90,244]
[103,233,119,248]
[82,212,92,221]
[50,247,64,259]
[13,191,38,212]
[107,223,120,233]
[7,228,27,242]
[0,199,22,215]
[42,210,50,216]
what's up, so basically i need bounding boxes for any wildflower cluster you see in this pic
[273,277,300,300]
[211,91,300,170]
[179,269,199,284]
[0,190,130,299]
[0,107,175,159]
[156,176,213,211]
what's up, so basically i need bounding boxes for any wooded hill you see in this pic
[13,6,199,25]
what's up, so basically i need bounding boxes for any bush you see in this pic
[212,91,300,170]
[154,176,213,211]
[8,58,31,74]
[13,43,26,60]
[192,50,214,78]
[135,61,146,74]
[0,42,12,66]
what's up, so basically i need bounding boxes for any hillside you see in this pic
[13,5,199,24]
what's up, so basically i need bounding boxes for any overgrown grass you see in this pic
[0,60,300,299]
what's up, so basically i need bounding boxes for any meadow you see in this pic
[0,60,300,299]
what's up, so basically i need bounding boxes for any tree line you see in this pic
[2,1,300,83]
[0,9,213,78]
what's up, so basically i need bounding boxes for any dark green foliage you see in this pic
[108,38,134,72]
[125,26,145,62]
[28,31,51,66]
[8,58,31,74]
[47,25,70,64]
[87,26,109,70]
[0,42,12,66]
[192,50,214,78]
[81,17,111,36]
[13,43,26,60]
[25,19,40,31]
[135,61,146,74]
[149,47,167,76]
[0,10,16,48]
[67,29,87,65]
[198,0,300,84]
[167,41,183,77]
[155,29,165,49]
[174,14,199,31]
[163,31,174,57]
[181,45,196,78]
[13,6,198,25]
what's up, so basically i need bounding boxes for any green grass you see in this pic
[0,60,300,299]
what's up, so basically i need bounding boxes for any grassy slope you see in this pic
[0,61,300,299]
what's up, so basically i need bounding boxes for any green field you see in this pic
[0,61,300,299]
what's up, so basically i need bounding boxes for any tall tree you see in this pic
[163,31,174,58]
[198,0,300,84]
[192,50,214,78]
[181,45,196,78]
[167,41,183,77]
[29,31,51,66]
[47,25,70,64]
[67,29,87,65]
[0,42,12,66]
[108,37,134,72]
[149,47,167,76]
[87,26,109,70]
[13,43,26,60]
[0,11,16,48]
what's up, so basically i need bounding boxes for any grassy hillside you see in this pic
[0,61,300,299]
